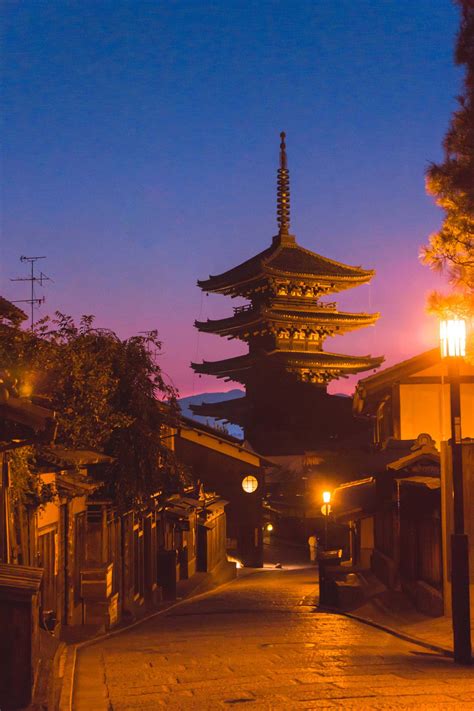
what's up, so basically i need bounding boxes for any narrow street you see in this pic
[73,553,474,710]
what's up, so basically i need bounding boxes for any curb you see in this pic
[319,605,455,659]
[59,566,240,711]
[58,645,76,711]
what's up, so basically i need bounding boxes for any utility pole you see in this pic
[440,317,471,665]
[10,256,52,330]
[448,356,471,665]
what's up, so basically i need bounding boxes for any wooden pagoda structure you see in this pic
[192,133,383,453]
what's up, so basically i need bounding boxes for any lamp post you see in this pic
[322,491,331,550]
[440,317,471,665]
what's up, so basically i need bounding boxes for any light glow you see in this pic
[227,554,243,569]
[19,382,33,398]
[322,490,331,504]
[440,319,466,358]
[242,475,258,493]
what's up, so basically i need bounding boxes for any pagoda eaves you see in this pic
[190,395,246,427]
[192,350,384,385]
[198,241,374,298]
[195,305,380,340]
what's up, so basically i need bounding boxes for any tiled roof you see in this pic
[268,245,371,278]
[192,350,384,382]
[195,306,379,335]
[198,246,273,292]
[190,396,247,426]
[198,240,374,294]
[0,296,27,325]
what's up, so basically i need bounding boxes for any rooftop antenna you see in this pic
[10,256,52,331]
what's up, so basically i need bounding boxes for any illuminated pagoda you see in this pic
[192,133,383,454]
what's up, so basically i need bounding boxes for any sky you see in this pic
[1,1,462,397]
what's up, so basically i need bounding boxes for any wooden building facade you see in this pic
[174,419,267,567]
[334,349,474,616]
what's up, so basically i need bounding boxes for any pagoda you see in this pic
[192,133,383,454]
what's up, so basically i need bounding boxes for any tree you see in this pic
[421,1,474,316]
[0,311,189,508]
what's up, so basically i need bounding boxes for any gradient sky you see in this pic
[1,1,462,397]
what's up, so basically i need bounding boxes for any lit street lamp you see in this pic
[440,317,471,665]
[322,491,331,550]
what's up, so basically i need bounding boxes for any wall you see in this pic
[359,516,374,568]
[397,359,474,447]
[400,383,474,446]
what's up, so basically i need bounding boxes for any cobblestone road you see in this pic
[73,566,474,710]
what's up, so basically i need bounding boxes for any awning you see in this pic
[204,500,229,512]
[56,470,100,496]
[335,476,375,492]
[164,505,194,519]
[332,476,376,522]
[176,496,202,508]
[199,520,215,530]
[0,396,56,442]
[396,475,440,490]
[39,447,114,467]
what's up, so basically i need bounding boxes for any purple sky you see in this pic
[1,2,461,397]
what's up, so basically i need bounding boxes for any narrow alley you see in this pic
[72,554,474,710]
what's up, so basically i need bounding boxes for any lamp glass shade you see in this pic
[322,491,331,504]
[440,319,466,358]
[242,475,258,493]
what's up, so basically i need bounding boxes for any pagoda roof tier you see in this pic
[192,350,384,385]
[190,396,246,426]
[195,305,379,339]
[197,240,374,297]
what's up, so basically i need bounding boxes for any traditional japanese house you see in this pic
[0,315,57,709]
[174,418,267,567]
[196,495,228,574]
[33,448,109,630]
[82,485,231,626]
[82,493,166,625]
[336,349,474,616]
[376,435,443,615]
[192,133,383,454]
[353,348,474,447]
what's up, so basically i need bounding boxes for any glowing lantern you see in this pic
[242,475,258,493]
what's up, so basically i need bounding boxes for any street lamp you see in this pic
[440,316,471,665]
[322,491,331,550]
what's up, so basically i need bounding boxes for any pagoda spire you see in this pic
[276,131,293,243]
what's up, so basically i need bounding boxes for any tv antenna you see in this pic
[10,256,52,331]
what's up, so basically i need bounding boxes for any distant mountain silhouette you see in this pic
[178,390,244,439]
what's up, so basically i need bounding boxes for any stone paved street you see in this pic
[73,564,474,710]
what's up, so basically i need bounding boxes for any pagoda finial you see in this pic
[277,131,291,238]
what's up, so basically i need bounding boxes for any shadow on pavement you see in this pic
[263,536,317,570]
